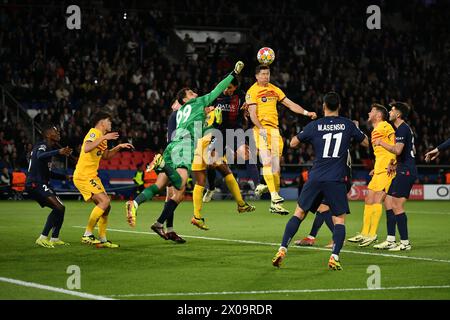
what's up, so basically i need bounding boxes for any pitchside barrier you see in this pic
[1,164,448,201]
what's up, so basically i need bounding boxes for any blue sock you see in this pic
[309,212,324,237]
[246,163,260,189]
[51,208,65,238]
[395,213,408,241]
[42,209,58,237]
[386,209,396,236]
[157,199,178,225]
[281,216,302,248]
[322,210,334,233]
[332,224,346,255]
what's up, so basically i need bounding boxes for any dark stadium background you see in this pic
[0,0,448,199]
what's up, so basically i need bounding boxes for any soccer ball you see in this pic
[257,47,275,65]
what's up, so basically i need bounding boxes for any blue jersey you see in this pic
[167,110,177,143]
[394,122,417,176]
[297,116,366,182]
[213,90,245,133]
[437,137,450,151]
[26,141,64,186]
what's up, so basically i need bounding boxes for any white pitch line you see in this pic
[0,277,115,300]
[72,226,450,264]
[108,285,450,298]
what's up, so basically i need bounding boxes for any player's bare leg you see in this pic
[126,172,169,227]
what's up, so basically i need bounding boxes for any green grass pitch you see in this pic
[0,199,449,300]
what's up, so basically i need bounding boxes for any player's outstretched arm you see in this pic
[374,139,404,155]
[281,97,317,119]
[84,132,119,153]
[198,61,245,106]
[102,143,134,160]
[426,137,450,162]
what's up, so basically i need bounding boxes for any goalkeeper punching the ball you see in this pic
[125,61,246,241]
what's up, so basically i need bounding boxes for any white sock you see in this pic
[270,192,279,200]
[155,222,163,228]
[133,200,139,208]
[400,240,410,245]
[83,231,93,237]
[307,235,315,240]
[50,237,60,242]
[166,227,174,233]
[387,235,396,242]
[279,246,287,252]
[99,237,107,243]
[331,254,339,261]
[39,235,48,240]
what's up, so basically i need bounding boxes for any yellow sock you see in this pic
[368,203,383,237]
[262,166,276,193]
[361,204,374,236]
[98,214,108,239]
[224,173,245,206]
[193,184,204,219]
[273,172,281,192]
[86,206,104,234]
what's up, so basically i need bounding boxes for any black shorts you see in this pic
[27,183,62,208]
[298,180,350,216]
[388,171,416,199]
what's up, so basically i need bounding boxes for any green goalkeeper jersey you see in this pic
[172,73,234,146]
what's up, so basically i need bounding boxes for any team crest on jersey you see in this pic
[90,133,96,138]
[97,150,102,156]
[261,97,267,102]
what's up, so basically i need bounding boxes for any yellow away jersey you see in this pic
[245,82,286,128]
[73,128,107,179]
[372,121,396,174]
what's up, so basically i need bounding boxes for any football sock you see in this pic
[246,163,259,189]
[262,166,276,193]
[332,224,346,255]
[386,209,396,237]
[395,213,409,241]
[193,184,205,219]
[368,203,383,237]
[42,209,59,237]
[166,205,174,229]
[162,165,183,190]
[281,215,302,248]
[224,173,245,206]
[361,204,373,236]
[322,210,334,233]
[85,206,104,234]
[135,184,159,205]
[273,172,281,192]
[207,169,216,190]
[98,214,108,240]
[157,199,178,225]
[51,207,65,239]
[309,211,325,238]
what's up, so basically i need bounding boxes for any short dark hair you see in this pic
[390,102,410,119]
[231,77,239,87]
[42,124,58,136]
[371,103,388,121]
[92,111,112,126]
[323,91,341,111]
[255,65,270,74]
[176,87,190,105]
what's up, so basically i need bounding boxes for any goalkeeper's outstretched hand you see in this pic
[234,61,245,75]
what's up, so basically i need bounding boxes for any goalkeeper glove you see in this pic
[214,107,222,125]
[233,61,245,76]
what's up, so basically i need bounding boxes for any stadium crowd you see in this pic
[0,0,448,180]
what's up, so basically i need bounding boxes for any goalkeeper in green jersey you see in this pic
[125,61,245,241]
